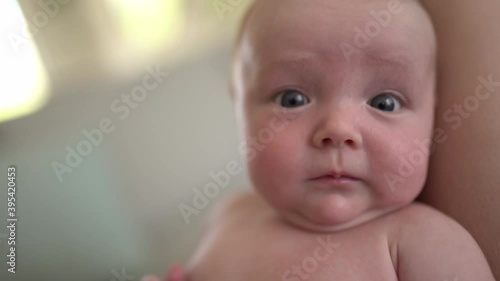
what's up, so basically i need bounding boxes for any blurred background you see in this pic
[0,1,253,280]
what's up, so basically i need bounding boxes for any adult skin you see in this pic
[417,0,500,279]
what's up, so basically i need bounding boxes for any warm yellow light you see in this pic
[106,0,183,55]
[0,0,50,123]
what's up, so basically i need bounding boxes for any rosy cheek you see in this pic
[372,136,430,203]
[251,135,297,177]
[248,127,303,196]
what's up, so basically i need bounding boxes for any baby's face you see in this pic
[232,0,436,232]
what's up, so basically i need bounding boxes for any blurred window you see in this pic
[0,0,50,123]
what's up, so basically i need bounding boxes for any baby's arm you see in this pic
[162,191,256,281]
[396,203,495,281]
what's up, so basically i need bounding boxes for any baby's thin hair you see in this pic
[229,0,257,97]
[231,0,257,61]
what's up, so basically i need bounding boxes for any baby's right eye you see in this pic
[274,90,310,108]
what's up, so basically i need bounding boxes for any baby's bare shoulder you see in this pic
[389,202,495,280]
[391,201,456,225]
[199,190,271,236]
[217,189,266,212]
[388,202,474,251]
[389,202,473,238]
[209,190,267,219]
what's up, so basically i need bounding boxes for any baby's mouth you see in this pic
[310,172,360,188]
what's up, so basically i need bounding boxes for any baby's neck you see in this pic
[281,206,403,233]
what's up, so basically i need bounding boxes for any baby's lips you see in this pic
[311,169,360,181]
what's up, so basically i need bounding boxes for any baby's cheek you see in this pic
[371,137,430,203]
[250,137,297,179]
[247,131,304,207]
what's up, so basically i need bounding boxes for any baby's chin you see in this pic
[280,204,403,233]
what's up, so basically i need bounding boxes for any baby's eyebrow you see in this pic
[259,56,309,71]
[253,52,417,85]
[254,58,308,79]
[368,56,420,91]
[364,52,414,72]
[258,61,410,83]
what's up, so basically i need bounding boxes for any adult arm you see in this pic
[417,0,500,279]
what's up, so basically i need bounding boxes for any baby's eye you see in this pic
[369,92,402,112]
[275,90,310,108]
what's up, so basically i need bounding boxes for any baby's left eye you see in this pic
[369,92,402,112]
[274,89,310,108]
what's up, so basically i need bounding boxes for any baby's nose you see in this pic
[311,109,362,149]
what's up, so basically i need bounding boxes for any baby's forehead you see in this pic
[235,0,435,74]
[244,0,422,24]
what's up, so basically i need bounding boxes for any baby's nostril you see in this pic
[321,138,354,147]
[322,138,333,146]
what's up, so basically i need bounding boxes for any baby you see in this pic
[154,0,496,280]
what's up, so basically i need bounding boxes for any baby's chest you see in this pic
[190,229,399,281]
